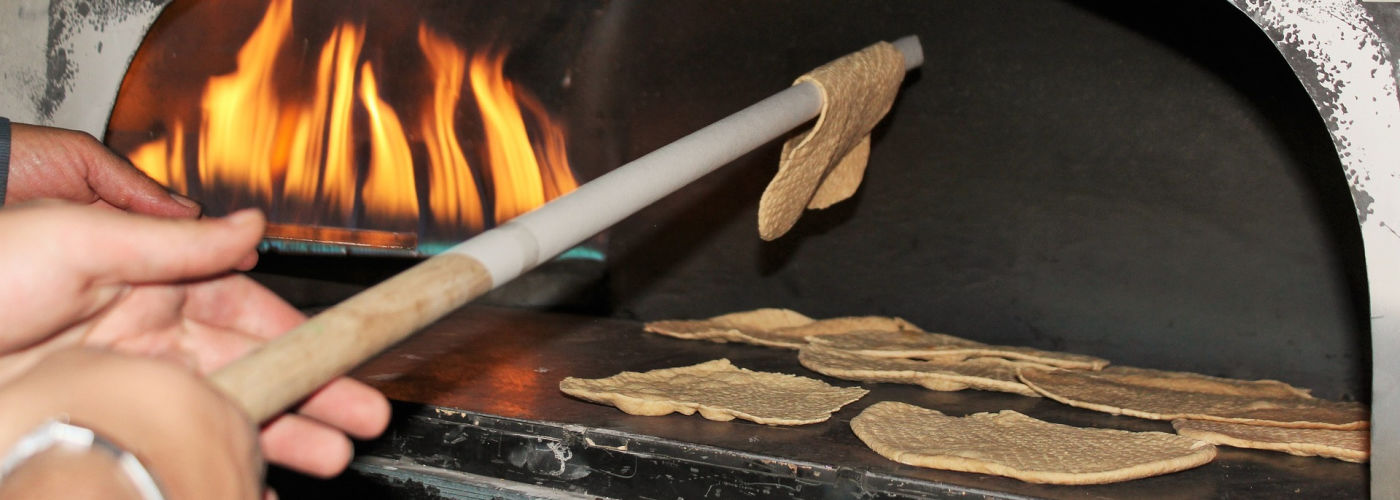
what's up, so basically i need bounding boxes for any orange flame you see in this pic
[128,121,187,194]
[419,25,484,232]
[195,0,290,205]
[359,62,419,226]
[126,0,577,239]
[471,50,547,223]
[316,23,364,224]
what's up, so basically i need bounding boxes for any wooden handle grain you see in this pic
[210,253,492,422]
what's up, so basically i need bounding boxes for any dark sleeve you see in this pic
[0,117,10,208]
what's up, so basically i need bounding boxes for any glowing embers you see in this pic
[127,0,577,249]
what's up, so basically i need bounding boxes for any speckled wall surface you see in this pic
[0,0,171,138]
[593,1,1369,400]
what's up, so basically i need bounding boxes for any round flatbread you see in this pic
[851,401,1216,485]
[560,359,868,425]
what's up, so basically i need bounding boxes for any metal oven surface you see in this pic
[264,305,1368,499]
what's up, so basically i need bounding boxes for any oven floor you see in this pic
[270,305,1366,499]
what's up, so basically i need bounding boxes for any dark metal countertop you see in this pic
[342,305,1366,499]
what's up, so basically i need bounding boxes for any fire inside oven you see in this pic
[13,0,1388,497]
[106,0,602,256]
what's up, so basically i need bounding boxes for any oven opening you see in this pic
[100,0,1373,439]
[105,0,612,311]
[7,0,1382,497]
[106,0,606,256]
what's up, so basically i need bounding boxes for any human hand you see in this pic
[0,348,262,500]
[5,123,201,217]
[0,201,390,478]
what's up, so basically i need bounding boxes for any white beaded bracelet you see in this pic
[0,419,165,500]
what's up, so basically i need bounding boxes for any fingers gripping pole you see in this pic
[211,36,924,423]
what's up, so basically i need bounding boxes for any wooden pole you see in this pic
[211,36,924,422]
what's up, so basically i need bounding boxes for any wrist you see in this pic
[0,349,262,500]
[0,443,146,500]
[0,419,164,500]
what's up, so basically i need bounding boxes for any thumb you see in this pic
[87,146,204,218]
[69,207,266,284]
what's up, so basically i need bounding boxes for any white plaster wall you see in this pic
[0,0,168,139]
[0,0,56,124]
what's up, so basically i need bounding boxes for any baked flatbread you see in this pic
[1172,419,1368,463]
[1100,365,1313,400]
[808,330,1108,370]
[745,315,922,348]
[798,344,1039,397]
[645,309,918,349]
[1019,368,1367,430]
[643,308,814,344]
[758,42,905,240]
[851,402,1216,485]
[559,359,867,425]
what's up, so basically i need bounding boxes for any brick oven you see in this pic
[2,0,1396,497]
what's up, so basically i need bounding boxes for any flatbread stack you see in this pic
[1014,366,1370,462]
[1017,367,1367,431]
[571,308,1370,486]
[799,343,1040,397]
[644,308,921,349]
[1171,419,1368,463]
[808,330,1109,370]
[797,328,1107,397]
[1088,365,1314,399]
[558,359,867,425]
[851,401,1217,485]
[754,315,921,347]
